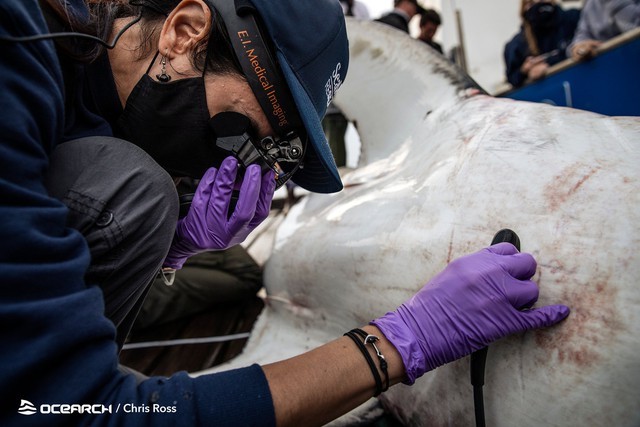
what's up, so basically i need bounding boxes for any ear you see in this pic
[159,0,212,57]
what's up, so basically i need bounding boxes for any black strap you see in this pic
[344,330,383,396]
[351,328,390,393]
[206,0,303,136]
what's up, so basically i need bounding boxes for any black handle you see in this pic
[490,229,520,252]
[471,228,521,427]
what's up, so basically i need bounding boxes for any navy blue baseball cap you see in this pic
[244,0,350,193]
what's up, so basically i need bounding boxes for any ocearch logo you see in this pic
[18,399,112,415]
[18,400,37,415]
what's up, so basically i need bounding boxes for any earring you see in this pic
[156,53,171,83]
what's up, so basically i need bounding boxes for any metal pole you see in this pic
[455,8,468,73]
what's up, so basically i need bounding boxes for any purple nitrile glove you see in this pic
[371,242,570,384]
[163,156,275,269]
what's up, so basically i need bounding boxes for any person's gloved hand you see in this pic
[371,242,570,384]
[163,156,275,269]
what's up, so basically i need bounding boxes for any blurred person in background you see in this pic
[504,0,580,87]
[339,0,370,19]
[375,0,425,33]
[569,0,640,60]
[418,9,443,54]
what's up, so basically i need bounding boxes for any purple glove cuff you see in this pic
[162,230,192,270]
[162,158,275,270]
[371,313,424,385]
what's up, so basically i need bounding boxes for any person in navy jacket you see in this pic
[504,0,580,87]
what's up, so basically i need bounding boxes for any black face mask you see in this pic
[524,3,558,30]
[114,73,228,179]
[115,73,305,182]
[114,53,305,187]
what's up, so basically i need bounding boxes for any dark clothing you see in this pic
[44,137,179,349]
[421,39,444,54]
[38,0,115,143]
[504,8,580,87]
[376,11,411,33]
[133,177,264,332]
[135,245,263,331]
[322,112,349,168]
[0,0,276,425]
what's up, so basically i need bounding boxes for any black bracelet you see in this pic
[344,330,383,396]
[351,328,389,393]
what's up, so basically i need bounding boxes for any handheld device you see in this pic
[210,111,304,182]
[470,229,521,427]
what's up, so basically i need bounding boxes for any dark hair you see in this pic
[420,9,441,27]
[40,0,241,76]
[520,0,540,56]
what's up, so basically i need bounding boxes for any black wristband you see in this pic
[344,330,383,396]
[351,328,390,393]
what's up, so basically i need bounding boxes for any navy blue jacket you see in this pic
[0,1,275,425]
[504,8,580,87]
[375,11,410,33]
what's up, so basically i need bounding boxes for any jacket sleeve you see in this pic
[504,34,527,87]
[607,0,640,33]
[0,2,275,426]
[568,0,639,54]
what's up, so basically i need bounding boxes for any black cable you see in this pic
[0,7,143,49]
[471,347,488,427]
[471,229,520,427]
[473,383,485,427]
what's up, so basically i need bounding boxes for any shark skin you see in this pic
[199,19,640,427]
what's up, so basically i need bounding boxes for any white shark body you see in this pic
[201,20,640,427]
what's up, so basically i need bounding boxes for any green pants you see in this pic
[133,245,263,332]
[322,112,348,167]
